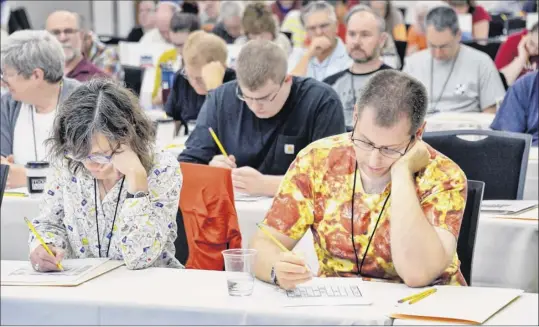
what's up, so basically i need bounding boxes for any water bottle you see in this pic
[161,61,175,104]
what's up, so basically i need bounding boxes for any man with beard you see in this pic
[323,5,392,128]
[46,11,107,82]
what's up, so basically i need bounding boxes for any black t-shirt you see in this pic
[211,22,237,44]
[165,68,236,123]
[179,77,346,175]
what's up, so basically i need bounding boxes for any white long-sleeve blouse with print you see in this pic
[28,151,183,269]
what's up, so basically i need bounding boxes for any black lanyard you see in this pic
[30,81,63,161]
[429,50,460,114]
[350,161,391,277]
[94,177,125,258]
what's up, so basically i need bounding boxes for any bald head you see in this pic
[345,5,387,64]
[155,2,178,42]
[46,11,83,63]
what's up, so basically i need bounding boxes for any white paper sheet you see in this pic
[276,278,372,307]
[1,258,123,286]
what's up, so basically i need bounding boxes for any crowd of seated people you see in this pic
[0,0,537,291]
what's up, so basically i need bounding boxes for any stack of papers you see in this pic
[481,200,538,215]
[390,286,524,324]
[1,258,123,286]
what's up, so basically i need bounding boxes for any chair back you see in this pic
[395,40,407,70]
[423,130,532,200]
[462,41,502,61]
[0,164,9,208]
[122,65,144,96]
[457,180,485,285]
[176,162,242,270]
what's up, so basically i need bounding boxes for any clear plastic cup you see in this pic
[222,249,257,296]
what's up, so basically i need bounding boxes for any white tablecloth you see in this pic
[2,195,538,292]
[0,264,391,325]
[2,262,535,326]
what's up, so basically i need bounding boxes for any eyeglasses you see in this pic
[49,28,79,37]
[351,136,414,159]
[236,79,284,104]
[64,152,113,164]
[0,69,18,83]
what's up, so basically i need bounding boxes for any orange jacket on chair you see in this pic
[177,162,242,270]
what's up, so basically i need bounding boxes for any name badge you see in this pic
[284,144,295,155]
[454,84,466,95]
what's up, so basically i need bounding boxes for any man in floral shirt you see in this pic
[251,70,468,290]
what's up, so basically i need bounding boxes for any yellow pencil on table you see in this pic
[408,288,437,304]
[24,217,64,271]
[208,127,228,157]
[398,288,437,304]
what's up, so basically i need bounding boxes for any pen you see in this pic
[208,127,229,157]
[24,217,64,271]
[397,288,436,304]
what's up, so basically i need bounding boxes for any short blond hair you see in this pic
[183,30,228,67]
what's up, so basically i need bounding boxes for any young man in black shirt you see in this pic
[179,40,345,196]
[164,30,236,130]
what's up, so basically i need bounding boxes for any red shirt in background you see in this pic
[495,29,538,78]
[471,5,491,23]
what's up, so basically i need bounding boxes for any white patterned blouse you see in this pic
[28,151,183,269]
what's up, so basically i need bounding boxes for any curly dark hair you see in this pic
[47,78,156,174]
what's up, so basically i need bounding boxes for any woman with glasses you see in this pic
[28,79,183,272]
[251,70,468,290]
[0,30,80,189]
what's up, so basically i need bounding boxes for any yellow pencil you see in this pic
[24,217,64,271]
[408,288,437,305]
[257,223,289,252]
[4,192,28,197]
[208,127,228,157]
[397,288,436,303]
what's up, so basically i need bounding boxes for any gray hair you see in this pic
[300,1,337,26]
[356,70,427,134]
[1,30,65,83]
[47,79,155,174]
[170,12,200,33]
[219,1,244,22]
[345,4,386,33]
[425,6,460,36]
[236,40,287,91]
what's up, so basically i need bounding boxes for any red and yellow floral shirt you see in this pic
[263,133,468,286]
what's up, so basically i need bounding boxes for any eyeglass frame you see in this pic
[64,151,115,164]
[350,122,415,159]
[235,77,285,104]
